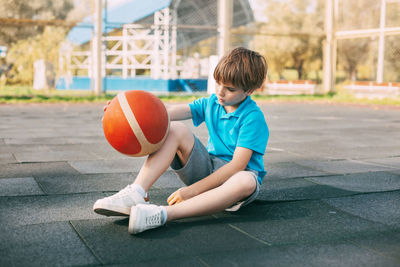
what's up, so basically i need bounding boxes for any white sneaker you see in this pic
[129,204,165,234]
[93,185,149,216]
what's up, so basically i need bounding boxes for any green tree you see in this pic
[0,0,76,46]
[386,36,400,81]
[336,0,380,81]
[251,0,324,80]
[385,2,400,81]
[0,0,92,85]
[6,26,67,85]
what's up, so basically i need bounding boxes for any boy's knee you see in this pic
[169,121,188,137]
[230,171,257,197]
[169,121,194,151]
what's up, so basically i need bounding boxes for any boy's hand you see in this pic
[103,100,111,112]
[102,100,111,122]
[167,187,191,205]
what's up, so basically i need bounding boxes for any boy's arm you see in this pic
[167,146,253,205]
[102,101,192,121]
[166,103,192,121]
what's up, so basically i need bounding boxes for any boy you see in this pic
[93,47,269,234]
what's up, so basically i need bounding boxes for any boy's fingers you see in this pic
[168,194,184,205]
[167,192,175,203]
[167,193,176,205]
[167,188,185,205]
[168,196,176,206]
[103,100,111,112]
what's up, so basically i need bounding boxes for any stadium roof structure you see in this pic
[67,0,254,48]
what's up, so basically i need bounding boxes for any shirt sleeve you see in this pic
[237,111,269,155]
[189,97,209,127]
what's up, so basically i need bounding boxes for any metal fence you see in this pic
[1,0,399,96]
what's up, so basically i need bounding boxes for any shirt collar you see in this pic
[215,95,252,119]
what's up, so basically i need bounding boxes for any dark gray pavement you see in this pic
[1,101,400,266]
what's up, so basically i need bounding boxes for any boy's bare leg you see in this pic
[94,122,193,217]
[133,121,195,192]
[165,171,257,221]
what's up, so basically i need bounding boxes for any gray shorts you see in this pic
[170,136,260,212]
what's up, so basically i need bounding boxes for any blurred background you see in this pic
[0,0,399,99]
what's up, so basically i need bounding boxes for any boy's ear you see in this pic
[246,89,256,95]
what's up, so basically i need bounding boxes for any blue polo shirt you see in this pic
[189,94,269,183]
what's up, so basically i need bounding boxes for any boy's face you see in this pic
[216,82,251,111]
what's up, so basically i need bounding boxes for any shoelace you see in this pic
[145,212,161,226]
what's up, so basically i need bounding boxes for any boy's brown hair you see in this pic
[213,47,268,92]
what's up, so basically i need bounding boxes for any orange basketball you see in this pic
[102,90,170,157]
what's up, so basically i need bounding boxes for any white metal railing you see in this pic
[344,82,400,99]
[61,7,177,79]
[266,81,317,95]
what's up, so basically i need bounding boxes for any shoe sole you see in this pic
[93,201,150,217]
[93,202,131,216]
